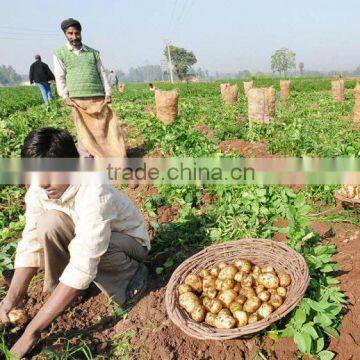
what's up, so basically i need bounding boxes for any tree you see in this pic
[0,65,22,85]
[299,62,305,76]
[271,48,296,77]
[164,45,197,81]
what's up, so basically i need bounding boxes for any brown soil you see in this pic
[2,195,360,359]
[194,124,216,142]
[219,140,273,158]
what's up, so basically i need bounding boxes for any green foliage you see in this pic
[271,48,296,76]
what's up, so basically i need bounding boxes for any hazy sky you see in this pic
[1,0,360,74]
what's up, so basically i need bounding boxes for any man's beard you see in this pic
[69,39,82,47]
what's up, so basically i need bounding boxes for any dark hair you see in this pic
[21,127,79,158]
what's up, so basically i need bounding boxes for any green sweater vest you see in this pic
[54,45,105,98]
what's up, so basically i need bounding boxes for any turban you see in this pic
[61,18,82,32]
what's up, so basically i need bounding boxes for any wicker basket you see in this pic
[165,238,310,340]
[334,191,360,212]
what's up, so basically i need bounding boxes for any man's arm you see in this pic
[45,63,55,82]
[0,186,44,321]
[10,283,82,358]
[53,55,68,99]
[97,59,112,100]
[29,64,34,84]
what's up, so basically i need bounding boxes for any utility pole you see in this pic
[165,40,174,83]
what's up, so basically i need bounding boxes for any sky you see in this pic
[1,0,360,74]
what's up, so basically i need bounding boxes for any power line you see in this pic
[0,26,58,34]
[168,0,179,32]
[0,31,60,37]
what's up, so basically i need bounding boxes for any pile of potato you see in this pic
[339,185,360,200]
[178,259,291,329]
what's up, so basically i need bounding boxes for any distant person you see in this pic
[29,55,55,105]
[108,70,119,90]
[53,18,126,158]
[149,83,157,92]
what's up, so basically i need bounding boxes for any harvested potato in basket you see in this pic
[178,260,291,329]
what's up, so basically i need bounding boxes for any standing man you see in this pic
[108,70,119,90]
[29,55,55,105]
[53,18,126,158]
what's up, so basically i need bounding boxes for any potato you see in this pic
[184,274,203,292]
[258,291,271,302]
[2,309,28,327]
[258,273,280,289]
[191,305,207,322]
[215,279,235,291]
[202,275,216,290]
[218,265,238,280]
[252,265,261,279]
[255,285,265,295]
[257,303,274,318]
[241,274,254,288]
[218,308,231,317]
[277,287,287,297]
[179,292,201,313]
[233,283,241,292]
[239,287,256,298]
[233,310,248,327]
[243,297,262,314]
[234,272,244,282]
[269,294,283,309]
[229,301,243,314]
[209,266,220,277]
[205,312,217,327]
[178,284,193,295]
[215,313,236,329]
[248,314,259,324]
[203,288,217,299]
[234,259,252,273]
[218,289,238,307]
[199,269,210,278]
[269,289,277,296]
[204,298,223,314]
[278,273,292,287]
[261,265,275,274]
[218,262,228,270]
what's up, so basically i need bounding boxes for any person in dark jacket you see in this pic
[29,55,55,105]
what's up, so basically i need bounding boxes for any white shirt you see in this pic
[14,184,150,290]
[53,43,112,99]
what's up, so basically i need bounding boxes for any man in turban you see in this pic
[53,18,126,158]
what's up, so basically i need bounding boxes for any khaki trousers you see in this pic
[36,210,148,305]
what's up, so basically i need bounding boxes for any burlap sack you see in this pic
[340,185,360,200]
[72,98,127,158]
[247,87,276,123]
[155,89,179,125]
[331,79,345,102]
[220,83,238,104]
[117,82,126,92]
[280,80,291,100]
[353,83,360,123]
[243,81,254,96]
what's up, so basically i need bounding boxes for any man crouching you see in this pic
[0,127,149,357]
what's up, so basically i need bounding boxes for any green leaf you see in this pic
[294,309,306,325]
[315,337,325,353]
[318,350,335,360]
[302,323,318,339]
[294,332,312,354]
[164,258,174,268]
[323,326,339,338]
[155,267,164,275]
[314,313,332,327]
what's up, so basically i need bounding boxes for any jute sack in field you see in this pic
[280,80,291,100]
[353,83,360,122]
[117,82,126,92]
[331,79,345,102]
[155,89,179,125]
[339,185,360,200]
[243,81,254,96]
[220,83,238,104]
[247,87,276,123]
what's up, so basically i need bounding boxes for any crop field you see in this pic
[0,79,359,359]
